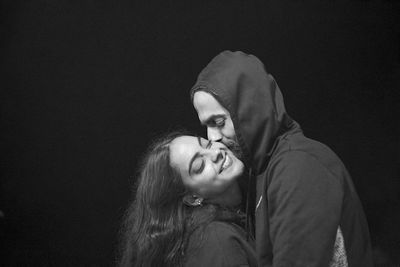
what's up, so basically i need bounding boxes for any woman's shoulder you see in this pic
[204,221,247,239]
[188,221,243,247]
[184,221,257,267]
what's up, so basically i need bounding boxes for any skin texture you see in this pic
[169,135,244,207]
[193,91,238,149]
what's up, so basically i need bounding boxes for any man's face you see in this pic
[193,91,242,158]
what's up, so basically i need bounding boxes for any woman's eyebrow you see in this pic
[206,140,212,149]
[196,136,204,147]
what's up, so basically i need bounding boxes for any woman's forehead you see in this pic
[169,136,200,171]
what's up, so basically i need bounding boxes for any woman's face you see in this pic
[169,136,244,198]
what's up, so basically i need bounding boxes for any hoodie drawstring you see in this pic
[245,168,256,240]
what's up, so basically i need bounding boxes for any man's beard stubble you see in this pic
[227,138,244,162]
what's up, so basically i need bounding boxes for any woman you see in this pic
[118,132,257,267]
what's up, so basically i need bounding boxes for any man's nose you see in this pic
[207,127,222,142]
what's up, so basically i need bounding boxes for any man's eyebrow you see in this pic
[188,136,203,174]
[201,114,225,126]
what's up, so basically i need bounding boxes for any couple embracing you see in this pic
[118,51,373,267]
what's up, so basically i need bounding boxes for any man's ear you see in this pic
[182,194,204,207]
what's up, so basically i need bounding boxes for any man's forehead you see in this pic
[193,91,229,120]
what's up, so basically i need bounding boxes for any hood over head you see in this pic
[191,51,300,174]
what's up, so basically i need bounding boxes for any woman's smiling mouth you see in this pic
[220,153,233,173]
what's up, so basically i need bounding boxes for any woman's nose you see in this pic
[208,148,223,162]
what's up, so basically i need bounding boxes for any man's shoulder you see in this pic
[272,133,343,169]
[277,132,332,154]
[265,140,347,187]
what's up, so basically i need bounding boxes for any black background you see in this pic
[1,1,399,266]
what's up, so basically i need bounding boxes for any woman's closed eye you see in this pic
[192,158,205,174]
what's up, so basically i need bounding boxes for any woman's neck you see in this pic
[206,181,242,208]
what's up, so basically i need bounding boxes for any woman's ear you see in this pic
[182,194,204,207]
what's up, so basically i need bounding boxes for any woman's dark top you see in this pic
[184,221,258,267]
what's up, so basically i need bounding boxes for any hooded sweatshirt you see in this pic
[190,51,373,267]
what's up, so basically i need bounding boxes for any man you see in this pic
[190,51,373,266]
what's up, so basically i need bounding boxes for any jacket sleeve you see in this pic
[184,222,256,267]
[267,151,343,267]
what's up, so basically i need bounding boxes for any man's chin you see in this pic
[227,141,244,161]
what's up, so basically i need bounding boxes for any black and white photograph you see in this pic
[1,1,399,266]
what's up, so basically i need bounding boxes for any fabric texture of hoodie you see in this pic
[190,51,373,267]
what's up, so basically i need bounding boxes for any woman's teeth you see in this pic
[221,154,232,172]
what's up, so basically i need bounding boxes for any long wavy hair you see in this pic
[117,132,244,267]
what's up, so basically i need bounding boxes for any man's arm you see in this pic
[268,151,343,267]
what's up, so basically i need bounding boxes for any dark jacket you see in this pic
[190,51,373,266]
[184,221,258,267]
